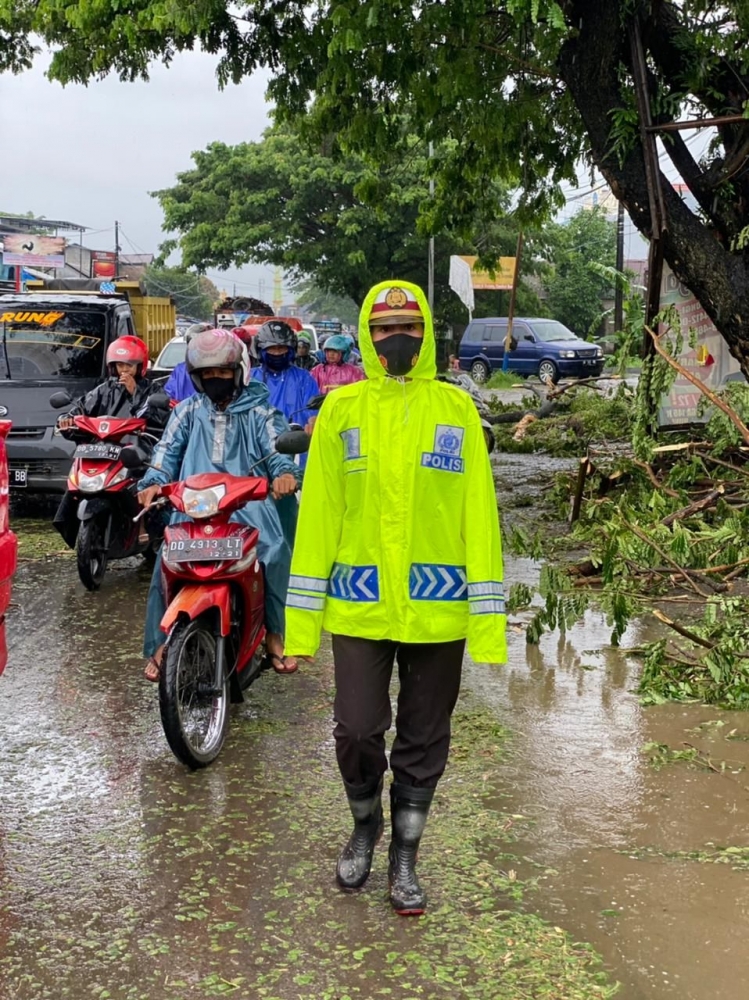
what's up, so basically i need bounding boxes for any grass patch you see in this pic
[13,517,71,562]
[485,370,526,390]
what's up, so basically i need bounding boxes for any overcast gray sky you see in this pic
[0,50,290,301]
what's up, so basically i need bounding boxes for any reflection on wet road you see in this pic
[2,545,749,999]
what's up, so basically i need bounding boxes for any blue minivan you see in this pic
[458,317,605,383]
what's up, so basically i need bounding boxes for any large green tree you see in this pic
[153,124,525,322]
[10,2,749,372]
[543,207,617,336]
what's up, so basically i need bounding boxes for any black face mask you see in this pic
[375,334,422,377]
[202,377,236,405]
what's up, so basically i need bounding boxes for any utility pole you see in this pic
[273,267,283,315]
[614,200,625,332]
[428,141,435,314]
[502,231,524,372]
[114,220,121,279]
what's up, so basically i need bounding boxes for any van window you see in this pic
[463,323,483,344]
[487,325,506,342]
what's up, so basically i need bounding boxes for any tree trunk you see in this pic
[558,0,749,379]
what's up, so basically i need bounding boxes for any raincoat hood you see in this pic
[358,281,436,381]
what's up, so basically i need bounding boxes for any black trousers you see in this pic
[332,635,465,792]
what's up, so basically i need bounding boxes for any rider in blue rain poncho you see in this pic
[250,321,319,432]
[138,329,302,681]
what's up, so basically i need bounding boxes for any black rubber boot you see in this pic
[388,783,434,916]
[336,778,384,890]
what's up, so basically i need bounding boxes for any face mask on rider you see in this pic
[202,377,236,405]
[262,349,292,372]
[375,334,422,378]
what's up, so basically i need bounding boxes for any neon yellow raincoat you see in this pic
[285,281,506,663]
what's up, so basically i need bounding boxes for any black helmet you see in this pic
[252,320,298,361]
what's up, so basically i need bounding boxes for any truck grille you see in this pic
[8,427,45,439]
[577,350,597,358]
[10,459,70,476]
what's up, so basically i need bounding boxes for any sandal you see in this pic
[267,652,298,675]
[144,655,161,683]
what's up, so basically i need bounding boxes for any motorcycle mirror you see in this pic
[49,391,73,409]
[275,430,310,455]
[148,391,170,409]
[120,444,148,469]
[307,393,325,411]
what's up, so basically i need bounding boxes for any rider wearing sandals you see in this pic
[137,328,301,681]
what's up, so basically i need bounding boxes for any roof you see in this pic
[0,215,89,233]
[0,292,125,310]
[120,253,154,265]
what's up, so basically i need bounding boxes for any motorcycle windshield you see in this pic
[0,310,105,380]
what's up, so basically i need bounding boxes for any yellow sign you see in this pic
[459,256,516,291]
[0,311,65,327]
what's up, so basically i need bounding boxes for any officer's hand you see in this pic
[119,372,137,395]
[57,416,75,431]
[138,484,161,508]
[271,473,297,499]
[304,416,317,435]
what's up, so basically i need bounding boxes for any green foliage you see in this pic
[142,266,218,321]
[541,208,617,336]
[154,122,518,318]
[293,281,359,326]
[493,384,634,456]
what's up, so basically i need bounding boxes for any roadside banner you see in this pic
[91,250,117,279]
[458,255,516,290]
[449,256,475,313]
[2,234,65,269]
[658,265,744,427]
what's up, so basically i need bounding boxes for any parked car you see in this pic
[152,333,187,377]
[458,317,605,383]
[0,419,18,675]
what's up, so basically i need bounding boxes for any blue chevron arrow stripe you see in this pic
[328,563,380,602]
[409,564,468,601]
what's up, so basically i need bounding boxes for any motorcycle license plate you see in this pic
[167,537,243,562]
[9,468,27,488]
[75,443,122,461]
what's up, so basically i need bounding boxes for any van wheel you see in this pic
[470,360,491,383]
[538,360,559,384]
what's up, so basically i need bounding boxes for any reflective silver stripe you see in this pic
[287,593,326,612]
[468,581,505,598]
[212,412,227,464]
[469,599,506,615]
[289,574,328,593]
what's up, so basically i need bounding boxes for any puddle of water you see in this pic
[462,552,749,1000]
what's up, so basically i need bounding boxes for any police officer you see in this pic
[285,282,506,915]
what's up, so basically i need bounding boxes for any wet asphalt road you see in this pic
[3,472,749,999]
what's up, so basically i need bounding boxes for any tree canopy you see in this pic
[10,1,749,371]
[154,123,532,321]
[143,266,219,322]
[542,207,617,336]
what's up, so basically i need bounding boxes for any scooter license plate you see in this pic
[75,443,122,461]
[167,537,243,562]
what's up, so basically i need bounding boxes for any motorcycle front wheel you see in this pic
[76,514,109,591]
[160,617,229,769]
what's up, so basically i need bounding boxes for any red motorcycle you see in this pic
[124,430,308,768]
[54,409,162,590]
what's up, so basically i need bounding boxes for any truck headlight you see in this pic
[558,350,576,359]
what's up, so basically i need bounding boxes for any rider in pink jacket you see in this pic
[310,334,366,394]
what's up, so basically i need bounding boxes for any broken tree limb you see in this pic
[646,325,749,447]
[632,458,681,498]
[570,456,593,523]
[652,608,714,648]
[621,518,711,597]
[660,487,725,527]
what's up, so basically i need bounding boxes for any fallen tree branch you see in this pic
[646,325,749,446]
[621,519,711,597]
[632,458,681,498]
[652,608,715,648]
[660,487,724,527]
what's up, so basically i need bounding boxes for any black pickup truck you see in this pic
[0,292,139,492]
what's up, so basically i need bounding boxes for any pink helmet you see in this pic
[186,328,244,392]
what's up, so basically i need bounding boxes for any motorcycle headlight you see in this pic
[78,472,107,493]
[558,350,576,359]
[109,466,129,486]
[182,484,227,519]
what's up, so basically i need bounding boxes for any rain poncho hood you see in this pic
[358,280,436,381]
[285,280,506,664]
